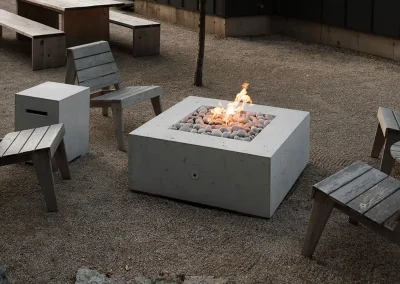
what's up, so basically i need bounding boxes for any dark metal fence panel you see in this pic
[170,0,183,7]
[346,0,373,33]
[373,0,400,38]
[183,0,199,11]
[322,0,346,27]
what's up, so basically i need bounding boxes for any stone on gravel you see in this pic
[231,125,242,132]
[237,130,246,137]
[222,132,231,138]
[238,117,248,124]
[264,120,270,127]
[205,125,212,132]
[219,127,228,133]
[0,265,10,284]
[198,128,206,134]
[234,136,241,140]
[193,124,202,130]
[190,129,198,133]
[75,267,112,284]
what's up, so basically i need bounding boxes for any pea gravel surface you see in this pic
[1,1,400,283]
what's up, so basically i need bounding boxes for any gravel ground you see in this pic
[1,2,400,283]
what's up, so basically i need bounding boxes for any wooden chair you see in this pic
[64,41,163,151]
[0,124,71,212]
[302,161,400,258]
[371,107,400,174]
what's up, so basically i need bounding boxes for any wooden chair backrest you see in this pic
[65,41,121,92]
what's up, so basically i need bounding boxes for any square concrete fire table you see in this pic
[129,96,310,218]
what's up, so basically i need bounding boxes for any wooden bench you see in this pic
[302,161,400,258]
[109,11,160,57]
[0,124,71,212]
[0,9,65,71]
[64,41,163,151]
[371,107,400,174]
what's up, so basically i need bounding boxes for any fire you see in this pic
[211,83,252,124]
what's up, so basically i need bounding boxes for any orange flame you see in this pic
[211,83,251,124]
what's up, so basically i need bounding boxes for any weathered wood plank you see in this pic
[132,26,160,57]
[19,0,123,12]
[74,51,115,71]
[0,9,64,39]
[109,11,160,28]
[330,168,387,205]
[121,87,162,108]
[0,132,19,157]
[91,86,151,101]
[3,129,34,157]
[19,126,49,153]
[79,72,121,91]
[68,41,110,59]
[77,62,119,83]
[393,110,400,129]
[378,107,399,133]
[314,162,372,195]
[36,124,65,156]
[347,176,400,214]
[365,189,400,225]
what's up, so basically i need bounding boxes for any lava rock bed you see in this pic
[170,106,274,141]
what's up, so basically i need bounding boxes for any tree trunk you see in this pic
[194,0,206,86]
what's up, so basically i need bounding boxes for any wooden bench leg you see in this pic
[371,123,385,158]
[380,133,397,174]
[32,150,58,212]
[102,107,109,116]
[132,26,160,57]
[302,191,334,258]
[111,103,125,151]
[32,36,66,71]
[54,140,71,180]
[151,96,162,116]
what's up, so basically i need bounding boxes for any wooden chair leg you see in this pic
[348,217,358,225]
[302,191,334,258]
[54,140,71,180]
[51,157,58,173]
[111,103,125,151]
[380,134,397,174]
[371,123,385,158]
[151,96,162,115]
[32,150,58,212]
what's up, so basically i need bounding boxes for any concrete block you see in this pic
[129,96,310,218]
[359,32,394,60]
[225,16,269,37]
[15,82,90,162]
[321,25,359,50]
[286,18,322,43]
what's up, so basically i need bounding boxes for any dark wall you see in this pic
[157,0,400,38]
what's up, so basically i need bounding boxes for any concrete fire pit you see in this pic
[129,96,310,218]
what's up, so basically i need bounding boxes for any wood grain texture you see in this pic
[74,52,115,71]
[18,0,123,13]
[330,168,387,205]
[0,132,19,157]
[314,162,372,195]
[109,11,160,28]
[80,71,121,91]
[365,189,400,224]
[3,129,34,156]
[20,126,50,153]
[77,62,119,83]
[68,41,110,59]
[378,107,399,133]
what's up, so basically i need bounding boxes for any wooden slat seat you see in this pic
[65,41,163,151]
[371,106,400,174]
[302,161,400,258]
[0,124,71,212]
[109,11,160,57]
[0,9,65,71]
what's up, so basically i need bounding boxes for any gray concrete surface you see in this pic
[1,1,400,283]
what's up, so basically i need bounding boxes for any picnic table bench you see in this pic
[109,11,160,57]
[302,161,400,258]
[0,9,65,71]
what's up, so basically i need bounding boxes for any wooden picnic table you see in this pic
[16,0,124,47]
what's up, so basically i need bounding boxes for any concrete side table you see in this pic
[15,81,90,162]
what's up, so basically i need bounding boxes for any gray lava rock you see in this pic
[258,119,265,125]
[257,128,263,132]
[249,131,256,136]
[255,124,263,128]
[237,130,247,137]
[264,120,270,127]
[190,129,198,133]
[251,126,259,133]
[231,125,242,132]
[195,119,203,124]
[265,114,274,120]
[212,129,223,137]
[243,137,251,142]
[222,132,231,138]
[205,125,212,132]
[220,127,228,133]
[179,125,191,132]
[203,116,210,124]
[246,112,256,118]
[170,126,178,130]
[0,265,10,284]
[198,128,206,134]
[186,119,194,124]
[244,122,254,128]
[75,267,112,284]
[234,136,241,140]
[174,123,181,129]
[194,124,202,130]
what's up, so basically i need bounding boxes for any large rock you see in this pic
[0,265,10,284]
[75,267,112,284]
[129,272,230,284]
